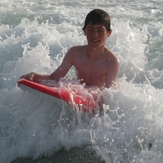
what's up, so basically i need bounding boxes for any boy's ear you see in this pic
[107,30,112,37]
[82,28,86,35]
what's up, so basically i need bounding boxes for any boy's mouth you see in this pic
[92,40,100,43]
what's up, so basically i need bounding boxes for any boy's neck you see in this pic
[86,45,106,60]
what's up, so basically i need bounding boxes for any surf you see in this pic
[0,0,163,162]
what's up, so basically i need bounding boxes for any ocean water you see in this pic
[0,0,163,162]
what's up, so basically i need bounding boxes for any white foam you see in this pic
[0,0,163,162]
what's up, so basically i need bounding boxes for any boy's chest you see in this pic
[74,59,108,78]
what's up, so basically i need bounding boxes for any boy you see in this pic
[20,9,120,90]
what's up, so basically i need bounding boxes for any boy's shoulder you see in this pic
[69,45,85,52]
[105,47,120,65]
[105,47,118,59]
[66,45,85,57]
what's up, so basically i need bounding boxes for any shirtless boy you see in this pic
[20,9,120,89]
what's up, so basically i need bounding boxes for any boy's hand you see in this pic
[19,72,35,81]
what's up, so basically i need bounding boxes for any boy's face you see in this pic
[83,23,112,49]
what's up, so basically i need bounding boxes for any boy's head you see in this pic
[83,9,111,32]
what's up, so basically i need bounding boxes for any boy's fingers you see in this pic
[19,72,35,81]
[29,73,35,81]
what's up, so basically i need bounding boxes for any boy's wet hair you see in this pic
[83,9,111,32]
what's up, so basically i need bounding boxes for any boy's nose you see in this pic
[93,30,98,37]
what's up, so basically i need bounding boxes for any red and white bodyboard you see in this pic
[18,79,96,113]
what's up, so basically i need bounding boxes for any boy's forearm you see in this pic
[19,72,54,83]
[32,73,54,83]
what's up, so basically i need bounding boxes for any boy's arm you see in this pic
[19,47,75,83]
[50,48,74,82]
[105,58,120,88]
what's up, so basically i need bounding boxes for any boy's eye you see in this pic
[87,28,93,31]
[86,27,105,33]
[87,28,104,32]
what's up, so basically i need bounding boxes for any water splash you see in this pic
[0,0,163,162]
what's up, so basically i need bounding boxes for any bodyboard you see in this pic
[17,79,96,113]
